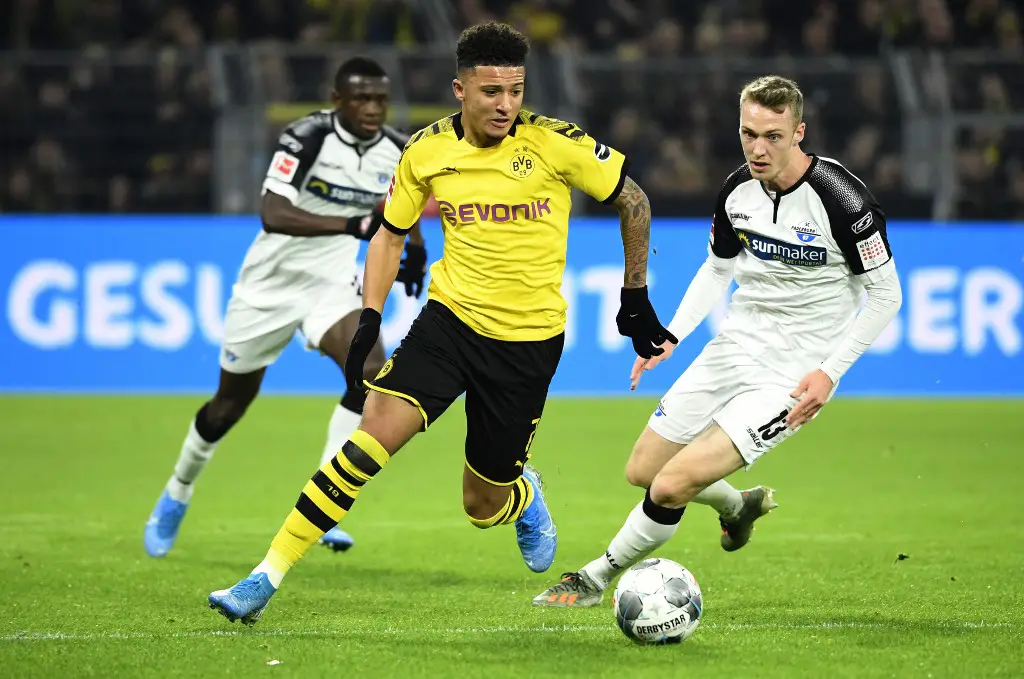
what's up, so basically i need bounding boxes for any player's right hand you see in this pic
[345,309,382,393]
[629,340,677,391]
[616,286,678,359]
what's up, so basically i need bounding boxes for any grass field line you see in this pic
[0,620,1012,642]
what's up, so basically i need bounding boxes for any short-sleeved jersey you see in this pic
[708,155,895,381]
[235,110,405,306]
[383,111,629,341]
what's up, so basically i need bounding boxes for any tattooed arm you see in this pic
[612,176,651,289]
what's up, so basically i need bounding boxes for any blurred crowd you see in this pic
[460,0,1024,218]
[1,0,1023,219]
[460,0,1023,55]
[0,0,426,213]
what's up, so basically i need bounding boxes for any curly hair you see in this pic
[456,21,530,72]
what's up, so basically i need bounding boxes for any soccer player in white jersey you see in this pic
[144,57,427,558]
[533,75,903,607]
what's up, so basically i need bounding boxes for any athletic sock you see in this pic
[166,404,226,502]
[465,476,534,528]
[254,430,390,585]
[581,489,685,589]
[691,479,744,520]
[319,397,364,467]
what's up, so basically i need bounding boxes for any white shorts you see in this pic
[219,275,362,374]
[647,336,834,467]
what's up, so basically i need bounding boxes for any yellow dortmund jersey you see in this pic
[382,111,629,341]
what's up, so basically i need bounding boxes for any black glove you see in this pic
[344,309,382,393]
[615,286,678,359]
[344,209,384,241]
[396,242,427,298]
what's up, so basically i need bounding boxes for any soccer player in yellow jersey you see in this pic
[208,21,676,625]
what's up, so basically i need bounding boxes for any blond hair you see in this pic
[740,75,804,126]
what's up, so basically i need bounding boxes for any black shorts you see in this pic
[367,300,564,485]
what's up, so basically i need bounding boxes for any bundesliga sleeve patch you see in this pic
[268,151,299,182]
[386,174,396,204]
[856,231,889,270]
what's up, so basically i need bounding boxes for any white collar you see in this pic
[333,113,382,148]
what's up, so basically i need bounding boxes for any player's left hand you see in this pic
[616,286,678,359]
[629,339,677,391]
[396,242,427,298]
[787,369,834,428]
[345,309,382,393]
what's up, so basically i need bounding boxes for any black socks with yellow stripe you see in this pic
[466,476,534,529]
[262,430,390,579]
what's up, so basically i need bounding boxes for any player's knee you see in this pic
[357,392,421,456]
[204,395,251,432]
[624,454,655,489]
[649,472,700,508]
[357,402,390,444]
[463,488,509,527]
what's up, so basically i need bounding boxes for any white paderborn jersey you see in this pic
[709,155,895,382]
[233,110,406,306]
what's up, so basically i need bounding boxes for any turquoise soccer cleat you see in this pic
[515,465,557,573]
[208,573,277,626]
[144,490,189,558]
[319,526,355,552]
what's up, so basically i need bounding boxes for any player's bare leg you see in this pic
[357,390,423,453]
[627,425,773,549]
[651,424,776,550]
[649,424,746,508]
[314,314,388,552]
[145,368,265,557]
[462,468,519,521]
[534,427,682,607]
[534,424,764,608]
[624,426,684,488]
[209,390,422,624]
[626,425,773,547]
[462,462,556,572]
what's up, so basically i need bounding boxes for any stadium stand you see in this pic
[1,0,1022,219]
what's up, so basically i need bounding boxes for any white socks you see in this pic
[581,499,682,589]
[166,420,218,502]
[163,403,362,506]
[578,480,746,590]
[691,480,744,520]
[252,559,285,589]
[320,404,363,466]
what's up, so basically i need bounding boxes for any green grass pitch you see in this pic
[1,395,1022,677]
